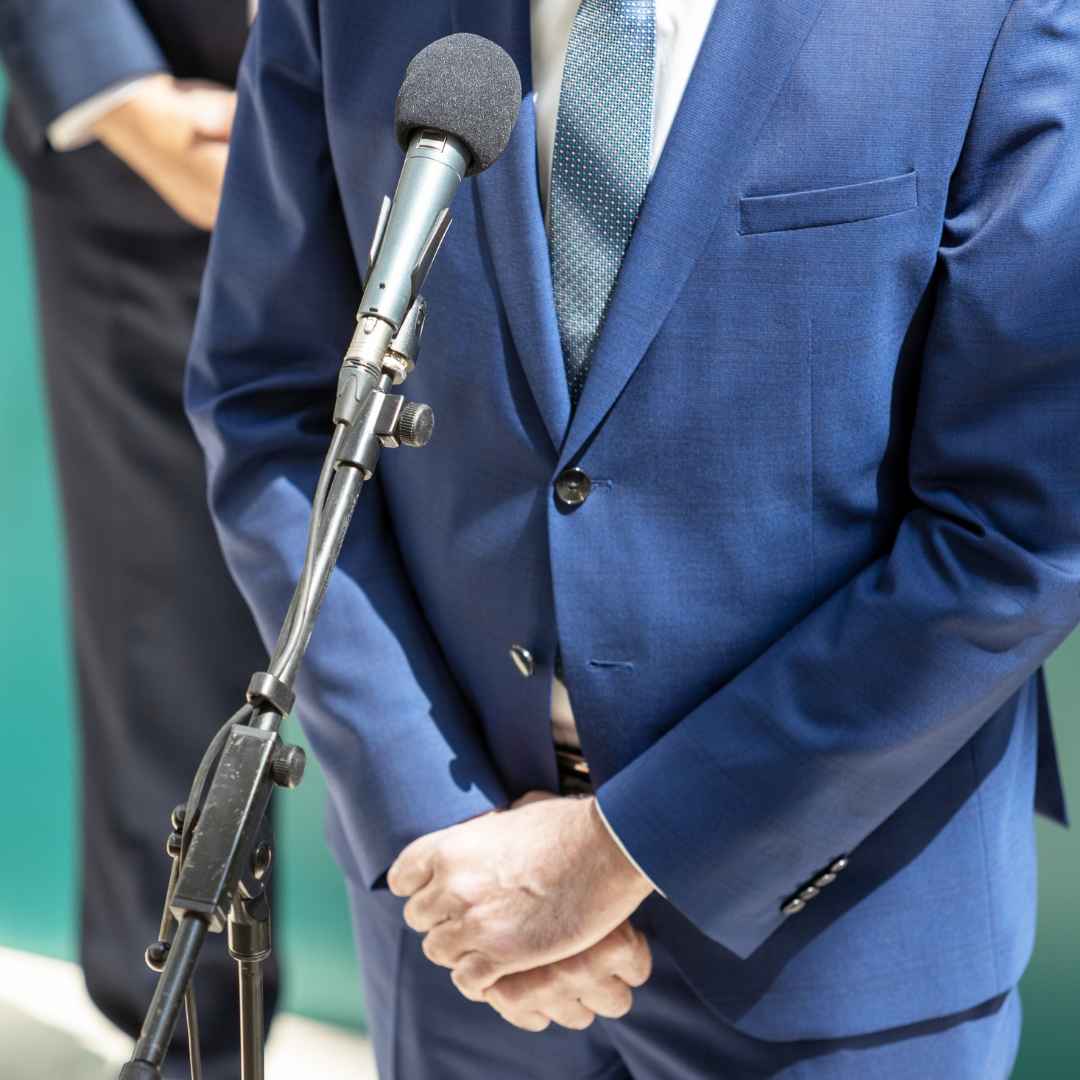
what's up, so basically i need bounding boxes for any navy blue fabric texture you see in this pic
[187,0,1080,1043]
[0,0,165,131]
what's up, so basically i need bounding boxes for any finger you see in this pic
[401,880,465,934]
[486,1000,551,1032]
[151,143,229,230]
[578,977,634,1019]
[420,921,475,968]
[539,950,633,1018]
[542,998,597,1031]
[451,952,506,996]
[609,928,653,988]
[488,963,606,1027]
[450,968,489,1003]
[583,922,652,987]
[483,967,553,1013]
[387,834,439,897]
[191,91,237,141]
[190,141,229,195]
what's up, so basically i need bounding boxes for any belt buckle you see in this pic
[555,745,594,797]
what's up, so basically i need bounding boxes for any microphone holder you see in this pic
[119,288,434,1080]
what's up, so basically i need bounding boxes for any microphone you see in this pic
[334,33,521,424]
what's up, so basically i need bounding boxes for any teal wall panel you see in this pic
[0,80,77,966]
[275,716,367,1029]
[0,75,1076,1070]
[1013,633,1080,1077]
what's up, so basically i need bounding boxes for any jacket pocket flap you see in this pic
[739,171,918,235]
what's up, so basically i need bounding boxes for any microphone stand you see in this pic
[119,286,433,1080]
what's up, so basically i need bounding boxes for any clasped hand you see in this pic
[387,794,654,1030]
[91,73,236,230]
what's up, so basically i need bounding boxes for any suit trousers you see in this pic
[29,191,275,1080]
[348,883,1020,1080]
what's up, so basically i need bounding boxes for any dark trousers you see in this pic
[30,191,277,1080]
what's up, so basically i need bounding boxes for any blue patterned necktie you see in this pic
[550,0,656,407]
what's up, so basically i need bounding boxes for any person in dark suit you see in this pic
[189,0,1080,1077]
[0,3,274,1076]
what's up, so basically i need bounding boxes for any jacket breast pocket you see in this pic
[738,171,918,235]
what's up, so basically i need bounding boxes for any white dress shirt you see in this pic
[47,75,158,151]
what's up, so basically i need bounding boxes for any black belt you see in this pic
[555,744,594,797]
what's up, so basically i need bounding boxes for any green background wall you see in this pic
[0,74,365,1031]
[0,80,1077,1072]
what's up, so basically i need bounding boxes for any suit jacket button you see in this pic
[811,872,837,888]
[509,645,535,677]
[828,856,849,874]
[555,468,591,506]
[796,885,820,901]
[781,897,806,915]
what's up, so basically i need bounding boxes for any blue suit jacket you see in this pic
[187,0,1080,1041]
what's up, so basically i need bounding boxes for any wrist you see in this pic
[90,73,174,144]
[586,798,653,903]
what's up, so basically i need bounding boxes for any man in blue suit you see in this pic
[188,0,1080,1075]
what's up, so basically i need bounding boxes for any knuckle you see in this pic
[452,954,497,993]
[601,985,634,1018]
[504,974,545,1008]
[559,1009,596,1031]
[450,969,487,1001]
[421,934,448,966]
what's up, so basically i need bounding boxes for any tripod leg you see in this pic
[185,983,203,1080]
[238,959,265,1080]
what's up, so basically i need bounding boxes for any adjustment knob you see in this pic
[272,744,307,789]
[145,939,170,972]
[397,402,434,447]
[171,804,187,831]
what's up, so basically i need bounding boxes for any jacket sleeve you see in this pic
[597,0,1080,958]
[0,0,165,132]
[185,0,508,888]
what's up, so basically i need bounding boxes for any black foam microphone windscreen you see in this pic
[394,33,522,176]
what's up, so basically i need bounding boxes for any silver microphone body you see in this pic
[334,129,469,424]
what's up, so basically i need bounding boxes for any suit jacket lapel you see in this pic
[557,0,830,471]
[476,95,573,450]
